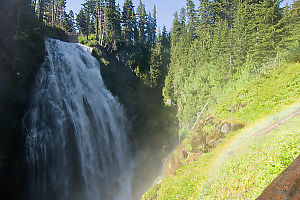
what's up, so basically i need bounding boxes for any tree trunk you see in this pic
[99,4,103,45]
[32,0,37,13]
[52,0,54,26]
[39,0,44,22]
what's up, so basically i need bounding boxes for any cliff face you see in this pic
[92,45,178,198]
[0,1,68,198]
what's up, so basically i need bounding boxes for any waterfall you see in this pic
[23,38,134,200]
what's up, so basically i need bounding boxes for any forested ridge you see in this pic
[163,0,300,126]
[73,0,171,89]
[142,0,300,199]
[142,1,300,199]
[23,0,171,90]
[65,0,300,128]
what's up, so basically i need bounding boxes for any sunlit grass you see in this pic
[142,62,300,200]
[199,115,300,199]
[213,63,300,123]
[143,109,300,200]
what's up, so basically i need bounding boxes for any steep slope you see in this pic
[143,63,300,199]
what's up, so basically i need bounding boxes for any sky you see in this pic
[66,0,294,32]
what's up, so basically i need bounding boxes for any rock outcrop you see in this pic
[161,115,244,176]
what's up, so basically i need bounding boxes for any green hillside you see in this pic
[143,62,300,200]
[142,0,300,198]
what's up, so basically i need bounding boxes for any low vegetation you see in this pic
[163,0,300,126]
[142,0,300,198]
[143,113,300,199]
[213,62,300,123]
[143,62,300,200]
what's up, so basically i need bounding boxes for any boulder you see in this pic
[221,123,231,134]
[230,123,244,131]
[190,133,205,153]
[182,150,188,159]
[228,104,247,114]
[213,139,222,147]
[162,153,181,176]
[207,140,215,149]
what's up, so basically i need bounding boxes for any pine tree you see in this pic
[250,0,281,65]
[171,12,182,45]
[121,0,137,45]
[277,0,300,62]
[137,0,147,44]
[135,0,150,72]
[186,0,198,37]
[37,0,46,22]
[64,10,75,32]
[198,0,212,27]
[104,0,121,48]
[161,25,171,77]
[76,8,89,36]
[146,6,157,47]
[179,7,186,27]
[150,33,163,88]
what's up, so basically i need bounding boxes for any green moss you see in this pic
[202,124,215,133]
[101,58,110,66]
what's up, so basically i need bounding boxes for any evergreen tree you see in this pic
[171,12,182,45]
[198,0,212,27]
[186,0,198,36]
[161,25,171,79]
[137,0,147,44]
[145,6,157,47]
[37,0,46,21]
[64,10,75,32]
[58,0,66,27]
[76,8,89,35]
[121,0,137,45]
[104,0,121,48]
[277,0,300,62]
[150,33,163,88]
[135,0,150,72]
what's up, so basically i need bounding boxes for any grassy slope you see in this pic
[213,63,300,123]
[142,62,300,200]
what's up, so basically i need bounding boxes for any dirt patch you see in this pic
[254,108,300,137]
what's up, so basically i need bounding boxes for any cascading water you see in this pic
[23,38,134,200]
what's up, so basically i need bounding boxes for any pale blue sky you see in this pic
[66,0,294,31]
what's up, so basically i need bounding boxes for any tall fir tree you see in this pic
[186,0,198,37]
[121,0,137,45]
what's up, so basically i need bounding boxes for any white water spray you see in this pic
[23,38,134,200]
